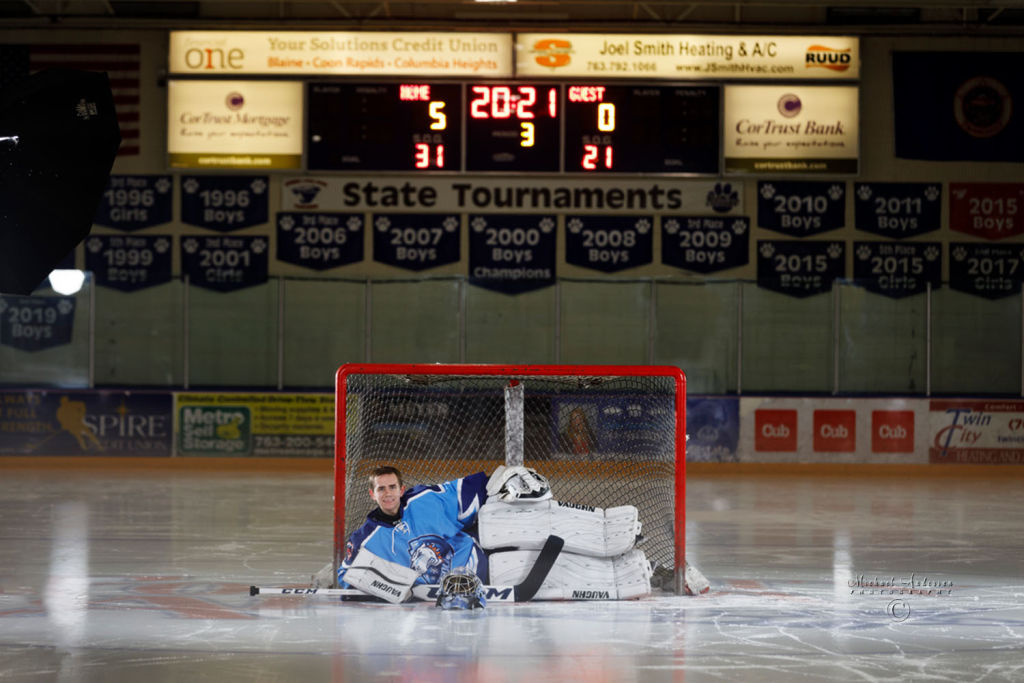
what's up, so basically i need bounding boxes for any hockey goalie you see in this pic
[325,464,709,605]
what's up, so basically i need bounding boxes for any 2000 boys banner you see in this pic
[469,214,556,294]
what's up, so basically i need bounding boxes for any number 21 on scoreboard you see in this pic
[569,86,617,170]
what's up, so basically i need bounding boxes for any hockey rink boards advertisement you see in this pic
[929,399,1024,464]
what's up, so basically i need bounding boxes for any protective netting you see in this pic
[337,370,682,587]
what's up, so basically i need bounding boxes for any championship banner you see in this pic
[280,176,744,215]
[276,212,364,270]
[468,214,556,295]
[662,216,749,274]
[564,215,653,273]
[756,240,844,298]
[93,175,173,231]
[181,235,269,292]
[373,213,461,271]
[84,235,173,292]
[181,176,269,231]
[949,182,1024,240]
[723,85,859,175]
[893,52,1024,162]
[853,182,942,239]
[948,242,1024,300]
[685,397,740,463]
[853,242,941,299]
[930,399,1024,464]
[0,295,75,352]
[175,393,334,457]
[0,390,172,456]
[757,180,845,237]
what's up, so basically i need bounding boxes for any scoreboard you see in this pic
[307,81,720,175]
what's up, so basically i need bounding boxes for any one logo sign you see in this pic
[754,409,797,452]
[178,405,251,455]
[468,214,556,295]
[373,214,460,272]
[706,182,741,214]
[94,175,173,231]
[756,240,844,298]
[948,242,1024,300]
[758,181,845,237]
[531,38,573,68]
[283,178,328,209]
[813,410,855,452]
[872,410,914,453]
[277,212,364,270]
[854,183,941,238]
[954,76,1012,139]
[180,235,269,292]
[84,235,173,292]
[853,241,942,299]
[0,296,76,352]
[565,215,652,273]
[662,216,748,274]
[181,176,269,231]
[805,45,852,72]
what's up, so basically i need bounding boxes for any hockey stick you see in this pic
[250,534,565,603]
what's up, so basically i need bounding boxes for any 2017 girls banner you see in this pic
[84,235,173,292]
[276,212,364,270]
[893,52,1024,162]
[0,296,75,352]
[373,213,461,271]
[661,216,749,274]
[948,242,1024,299]
[853,182,942,239]
[94,175,173,231]
[757,180,845,237]
[468,214,556,294]
[181,236,269,292]
[853,242,941,299]
[0,390,172,456]
[930,399,1024,464]
[564,215,653,273]
[181,176,269,231]
[949,183,1024,240]
[756,240,845,298]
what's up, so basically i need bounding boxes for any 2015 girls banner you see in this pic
[0,390,172,456]
[893,52,1024,162]
[468,214,556,294]
[181,176,269,231]
[181,236,269,292]
[853,241,941,299]
[949,183,1024,240]
[661,216,749,274]
[564,215,653,273]
[373,213,461,271]
[757,180,845,237]
[94,175,173,231]
[276,212,364,270]
[84,235,173,292]
[948,242,1024,299]
[756,240,844,298]
[0,296,75,352]
[854,182,942,238]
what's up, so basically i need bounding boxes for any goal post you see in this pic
[334,363,687,593]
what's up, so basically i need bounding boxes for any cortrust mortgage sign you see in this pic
[168,31,514,77]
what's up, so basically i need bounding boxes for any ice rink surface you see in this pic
[1,465,1022,682]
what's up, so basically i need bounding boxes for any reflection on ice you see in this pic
[44,502,90,650]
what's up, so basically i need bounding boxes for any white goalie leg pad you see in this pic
[342,547,421,603]
[479,499,641,558]
[488,548,653,600]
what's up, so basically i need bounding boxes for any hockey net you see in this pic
[334,363,687,593]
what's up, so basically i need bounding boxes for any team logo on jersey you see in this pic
[394,521,411,535]
[409,535,454,584]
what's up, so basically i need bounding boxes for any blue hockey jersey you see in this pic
[338,471,490,587]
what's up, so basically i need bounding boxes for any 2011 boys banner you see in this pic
[854,182,942,239]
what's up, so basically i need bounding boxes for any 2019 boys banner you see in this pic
[0,295,76,352]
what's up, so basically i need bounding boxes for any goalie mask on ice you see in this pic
[435,567,487,610]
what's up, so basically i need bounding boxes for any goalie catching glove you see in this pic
[487,465,552,503]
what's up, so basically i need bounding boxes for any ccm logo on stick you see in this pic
[872,410,915,453]
[754,410,797,452]
[814,410,856,452]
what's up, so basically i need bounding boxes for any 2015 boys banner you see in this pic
[84,235,173,292]
[757,180,845,237]
[853,241,941,299]
[949,183,1024,240]
[756,240,845,298]
[276,212,364,270]
[469,214,556,294]
[181,176,269,231]
[0,295,75,352]
[564,215,653,273]
[181,236,269,292]
[948,242,1024,299]
[662,216,749,274]
[373,213,461,272]
[94,175,173,231]
[854,182,942,239]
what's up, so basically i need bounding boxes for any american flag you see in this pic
[0,43,140,156]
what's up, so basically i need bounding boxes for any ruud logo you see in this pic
[754,409,797,452]
[805,45,852,71]
[871,410,915,453]
[814,410,856,452]
[531,38,573,68]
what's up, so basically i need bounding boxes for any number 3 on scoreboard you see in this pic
[520,122,535,148]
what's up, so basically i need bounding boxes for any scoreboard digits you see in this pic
[307,81,720,174]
